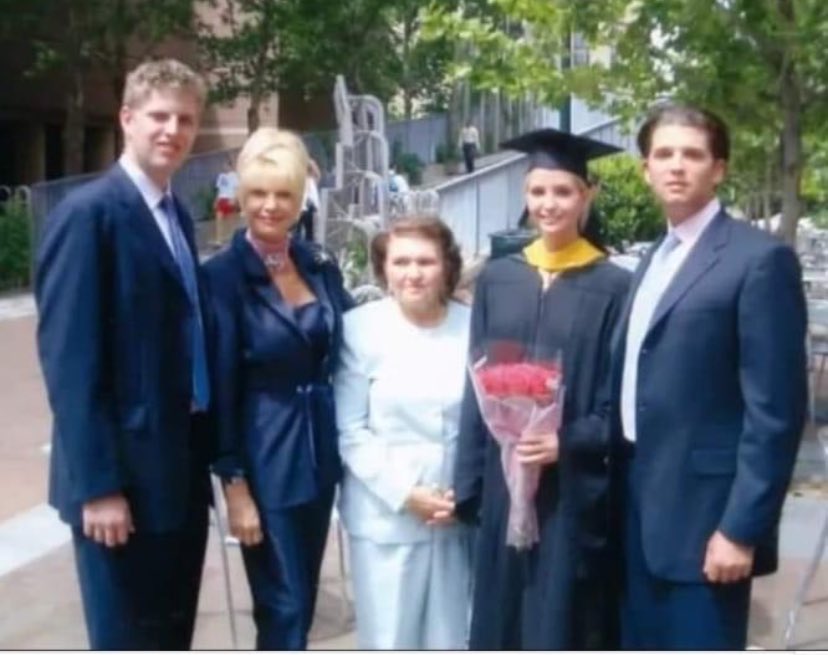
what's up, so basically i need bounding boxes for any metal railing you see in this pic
[434,116,633,257]
[434,154,528,257]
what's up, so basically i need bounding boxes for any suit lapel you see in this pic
[111,165,187,293]
[647,211,730,334]
[234,232,310,346]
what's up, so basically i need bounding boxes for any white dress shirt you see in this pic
[620,198,721,442]
[119,154,176,254]
[334,298,471,543]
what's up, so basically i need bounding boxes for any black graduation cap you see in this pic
[501,128,623,181]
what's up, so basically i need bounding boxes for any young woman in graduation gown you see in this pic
[204,129,352,649]
[454,128,632,649]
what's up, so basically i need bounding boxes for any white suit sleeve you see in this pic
[334,318,426,512]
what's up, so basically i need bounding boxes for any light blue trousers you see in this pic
[348,532,473,649]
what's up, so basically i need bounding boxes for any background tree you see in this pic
[591,155,662,250]
[424,0,828,244]
[196,0,288,132]
[0,0,194,174]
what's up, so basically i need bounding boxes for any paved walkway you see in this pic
[1,296,826,648]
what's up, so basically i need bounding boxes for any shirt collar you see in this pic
[669,197,721,246]
[118,153,170,211]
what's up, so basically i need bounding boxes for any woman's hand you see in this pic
[405,486,456,524]
[224,480,264,546]
[516,430,559,465]
[426,489,457,527]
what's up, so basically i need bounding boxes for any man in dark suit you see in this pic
[35,59,212,649]
[612,103,808,649]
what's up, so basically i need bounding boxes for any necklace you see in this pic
[246,230,290,272]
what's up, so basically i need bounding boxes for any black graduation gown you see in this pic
[454,253,631,649]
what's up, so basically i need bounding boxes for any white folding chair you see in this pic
[209,474,240,649]
[783,426,828,648]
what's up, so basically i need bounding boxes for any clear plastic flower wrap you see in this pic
[468,344,564,549]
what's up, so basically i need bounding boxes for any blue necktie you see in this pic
[160,195,211,411]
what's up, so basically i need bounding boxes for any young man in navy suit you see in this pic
[614,104,808,649]
[36,59,212,649]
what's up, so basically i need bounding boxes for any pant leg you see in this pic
[241,490,334,650]
[422,531,474,649]
[71,502,208,650]
[298,487,335,636]
[462,144,475,173]
[621,461,751,650]
[348,537,430,649]
[661,577,751,649]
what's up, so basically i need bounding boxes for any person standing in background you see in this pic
[296,157,321,242]
[459,121,480,174]
[214,156,240,245]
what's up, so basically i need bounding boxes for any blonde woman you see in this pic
[454,129,631,649]
[204,128,352,649]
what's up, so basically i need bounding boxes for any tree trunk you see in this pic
[493,89,501,148]
[64,69,86,175]
[762,152,774,230]
[402,12,413,121]
[63,3,86,175]
[247,96,262,133]
[776,0,802,245]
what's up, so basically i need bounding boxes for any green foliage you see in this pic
[0,199,32,291]
[192,185,218,223]
[435,142,459,164]
[198,0,442,123]
[591,155,662,250]
[0,0,194,173]
[394,152,425,185]
[423,0,828,242]
[340,231,371,289]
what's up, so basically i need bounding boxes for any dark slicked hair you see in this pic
[637,103,730,162]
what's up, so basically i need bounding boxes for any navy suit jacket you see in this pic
[204,229,352,511]
[36,164,213,532]
[611,209,808,582]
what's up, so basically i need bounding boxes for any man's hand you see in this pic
[516,430,559,465]
[224,480,263,547]
[703,530,754,584]
[82,493,134,548]
[405,486,455,524]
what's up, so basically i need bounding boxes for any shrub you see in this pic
[435,142,459,165]
[0,198,32,291]
[393,151,425,186]
[591,154,663,251]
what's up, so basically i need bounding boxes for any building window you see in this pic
[572,32,590,67]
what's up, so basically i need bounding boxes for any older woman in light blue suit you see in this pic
[334,216,473,649]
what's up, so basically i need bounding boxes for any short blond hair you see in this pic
[237,128,308,205]
[236,127,309,171]
[122,59,207,109]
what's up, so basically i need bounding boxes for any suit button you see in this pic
[640,348,649,356]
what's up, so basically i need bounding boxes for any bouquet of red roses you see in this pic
[468,347,564,550]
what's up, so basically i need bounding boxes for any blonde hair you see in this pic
[236,128,308,207]
[122,59,207,109]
